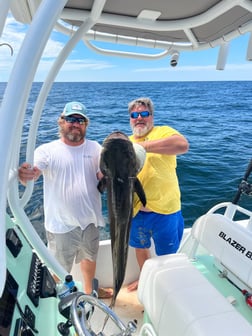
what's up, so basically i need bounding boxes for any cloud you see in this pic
[1,16,25,56]
[62,59,115,70]
[41,39,65,58]
[30,58,115,81]
[0,13,115,81]
[1,15,65,58]
[35,58,114,74]
[225,63,252,70]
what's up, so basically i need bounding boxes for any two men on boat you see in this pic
[18,97,188,297]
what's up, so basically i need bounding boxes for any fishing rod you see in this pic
[232,159,252,204]
[219,270,252,309]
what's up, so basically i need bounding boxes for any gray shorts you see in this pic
[46,224,99,273]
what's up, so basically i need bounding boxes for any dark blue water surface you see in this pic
[1,81,252,241]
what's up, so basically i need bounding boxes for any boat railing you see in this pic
[179,201,252,257]
[7,176,68,279]
[209,201,252,227]
[0,0,12,298]
[0,0,112,292]
[0,0,69,295]
[3,0,115,286]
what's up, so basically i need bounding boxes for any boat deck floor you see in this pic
[97,254,252,335]
[74,254,252,335]
[98,286,144,334]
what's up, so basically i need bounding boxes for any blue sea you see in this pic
[1,81,252,241]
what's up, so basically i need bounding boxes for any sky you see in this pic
[1,12,252,82]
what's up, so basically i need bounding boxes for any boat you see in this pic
[1,1,252,335]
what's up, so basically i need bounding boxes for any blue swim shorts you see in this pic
[129,210,184,255]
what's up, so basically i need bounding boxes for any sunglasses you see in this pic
[130,111,152,119]
[62,116,86,124]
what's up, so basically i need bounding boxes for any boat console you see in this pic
[0,215,58,336]
[1,214,136,336]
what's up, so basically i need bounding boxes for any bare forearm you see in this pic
[140,135,189,155]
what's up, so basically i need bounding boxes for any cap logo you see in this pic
[71,103,82,111]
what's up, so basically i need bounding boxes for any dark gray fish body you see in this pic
[98,131,146,307]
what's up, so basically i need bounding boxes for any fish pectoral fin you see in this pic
[134,178,146,207]
[97,177,107,193]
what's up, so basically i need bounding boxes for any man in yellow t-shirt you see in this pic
[127,97,189,292]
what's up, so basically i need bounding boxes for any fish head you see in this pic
[100,131,139,179]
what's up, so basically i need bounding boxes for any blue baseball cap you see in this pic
[62,101,89,120]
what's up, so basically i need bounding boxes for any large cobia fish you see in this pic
[98,131,146,308]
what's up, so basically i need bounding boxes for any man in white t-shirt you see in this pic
[18,101,112,298]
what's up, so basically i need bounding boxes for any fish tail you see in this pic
[109,295,116,309]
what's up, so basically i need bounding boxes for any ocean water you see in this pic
[1,81,252,241]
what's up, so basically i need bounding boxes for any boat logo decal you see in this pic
[219,231,252,260]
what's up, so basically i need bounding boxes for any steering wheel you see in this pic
[70,292,137,336]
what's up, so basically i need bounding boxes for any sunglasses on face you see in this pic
[130,110,152,119]
[62,116,86,124]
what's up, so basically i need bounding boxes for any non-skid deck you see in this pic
[99,286,144,334]
[194,254,252,325]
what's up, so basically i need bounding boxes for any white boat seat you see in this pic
[138,253,252,336]
[191,213,252,288]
